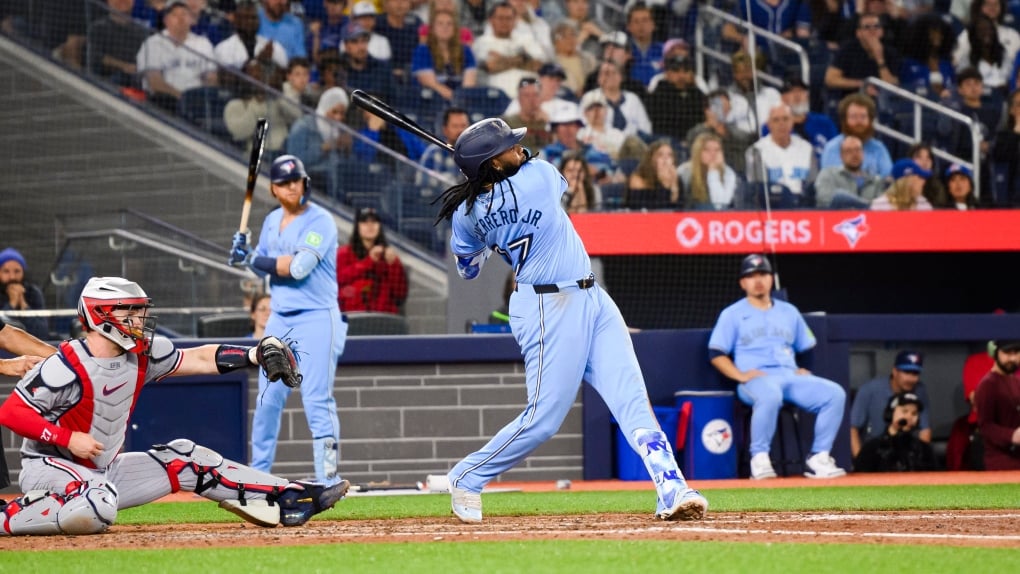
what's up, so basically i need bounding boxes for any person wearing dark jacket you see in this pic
[854,392,938,472]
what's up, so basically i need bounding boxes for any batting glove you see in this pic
[228,230,253,267]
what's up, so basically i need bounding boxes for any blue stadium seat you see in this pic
[453,87,511,123]
[599,182,626,210]
[397,87,447,135]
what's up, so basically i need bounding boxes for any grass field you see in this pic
[1,482,1017,574]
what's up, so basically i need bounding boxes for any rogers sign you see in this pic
[675,216,812,249]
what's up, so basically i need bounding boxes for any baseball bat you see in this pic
[349,481,424,493]
[239,118,269,233]
[350,90,453,153]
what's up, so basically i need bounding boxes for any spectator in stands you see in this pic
[898,12,956,100]
[709,254,848,480]
[418,106,470,188]
[726,51,781,136]
[37,0,87,70]
[721,0,810,53]
[418,0,475,46]
[542,104,614,177]
[340,23,395,101]
[0,248,47,340]
[258,0,307,59]
[625,140,682,210]
[459,0,488,37]
[648,38,708,94]
[503,63,574,116]
[187,0,232,46]
[506,0,555,62]
[991,89,1020,205]
[809,0,857,51]
[932,163,979,209]
[561,0,608,58]
[870,158,934,210]
[954,0,1020,94]
[580,61,652,138]
[473,2,545,97]
[559,153,602,212]
[955,15,1016,96]
[345,2,393,62]
[285,86,352,200]
[677,132,738,210]
[551,22,597,98]
[224,59,290,156]
[849,350,932,458]
[853,392,939,472]
[905,142,948,209]
[136,0,218,112]
[411,9,478,102]
[974,339,1020,470]
[375,0,425,84]
[249,293,271,339]
[746,104,815,196]
[578,96,631,161]
[813,135,885,208]
[821,93,893,178]
[308,0,349,66]
[215,0,288,72]
[946,346,995,471]
[778,76,837,165]
[336,207,408,314]
[824,12,901,102]
[858,0,906,56]
[644,55,705,145]
[686,89,756,175]
[624,2,662,87]
[939,67,1000,163]
[582,31,646,96]
[87,0,150,88]
[503,78,553,151]
[353,107,424,164]
[279,57,315,127]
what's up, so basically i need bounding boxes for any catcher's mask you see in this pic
[77,276,156,356]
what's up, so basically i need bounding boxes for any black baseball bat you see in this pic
[239,118,269,232]
[350,90,453,153]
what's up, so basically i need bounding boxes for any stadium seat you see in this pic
[453,87,511,123]
[599,182,626,210]
[345,311,410,335]
[197,312,251,338]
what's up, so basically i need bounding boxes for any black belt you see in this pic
[530,274,596,294]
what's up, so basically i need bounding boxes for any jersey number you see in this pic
[492,234,533,274]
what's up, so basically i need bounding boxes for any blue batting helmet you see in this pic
[739,254,773,278]
[454,118,527,179]
[269,154,311,203]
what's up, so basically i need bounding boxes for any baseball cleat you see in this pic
[450,487,482,524]
[804,452,846,479]
[750,452,778,480]
[657,488,708,521]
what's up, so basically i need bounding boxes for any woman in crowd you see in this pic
[956,15,1013,95]
[899,13,956,100]
[625,140,682,210]
[871,158,934,211]
[336,208,408,314]
[558,153,602,213]
[677,132,738,210]
[284,87,352,200]
[249,293,271,339]
[907,142,948,210]
[934,164,979,209]
[411,9,477,102]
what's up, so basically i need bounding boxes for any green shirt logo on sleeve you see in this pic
[305,232,323,247]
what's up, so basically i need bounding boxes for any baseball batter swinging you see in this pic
[0,277,348,535]
[435,118,708,523]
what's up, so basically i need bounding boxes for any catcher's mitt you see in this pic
[256,336,302,388]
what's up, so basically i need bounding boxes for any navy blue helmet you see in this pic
[454,118,527,179]
[269,155,311,203]
[739,254,773,278]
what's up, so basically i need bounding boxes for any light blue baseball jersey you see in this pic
[450,159,590,285]
[255,203,338,311]
[708,298,816,372]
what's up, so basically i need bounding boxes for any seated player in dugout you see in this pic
[0,277,347,536]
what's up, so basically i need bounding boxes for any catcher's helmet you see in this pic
[454,118,527,179]
[77,277,156,355]
[270,154,311,203]
[739,253,773,278]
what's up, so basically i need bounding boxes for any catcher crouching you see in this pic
[0,277,346,535]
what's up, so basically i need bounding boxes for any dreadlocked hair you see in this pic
[432,148,533,224]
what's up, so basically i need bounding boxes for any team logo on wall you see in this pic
[701,418,733,454]
[833,214,870,248]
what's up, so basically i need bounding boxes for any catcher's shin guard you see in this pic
[1,480,118,536]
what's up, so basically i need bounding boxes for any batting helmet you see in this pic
[270,155,311,203]
[77,277,155,355]
[454,118,527,179]
[739,254,773,278]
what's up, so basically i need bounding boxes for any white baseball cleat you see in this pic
[658,488,708,521]
[750,452,778,479]
[450,487,482,523]
[804,451,847,479]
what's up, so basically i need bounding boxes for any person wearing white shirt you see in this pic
[136,0,217,110]
[340,1,394,62]
[473,1,546,97]
[746,104,815,195]
[727,51,781,135]
[578,97,627,159]
[953,0,1020,91]
[579,60,652,138]
[213,0,288,70]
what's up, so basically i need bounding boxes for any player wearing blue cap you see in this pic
[435,118,707,523]
[708,254,848,479]
[229,155,347,486]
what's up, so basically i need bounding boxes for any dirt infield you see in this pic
[2,472,1018,550]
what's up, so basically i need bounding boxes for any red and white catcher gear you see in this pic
[1,480,118,536]
[77,277,156,355]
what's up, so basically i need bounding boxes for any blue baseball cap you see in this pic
[944,163,973,179]
[891,158,931,180]
[342,22,371,42]
[894,350,923,373]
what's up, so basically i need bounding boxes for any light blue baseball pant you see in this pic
[735,368,846,456]
[449,283,662,493]
[250,306,346,484]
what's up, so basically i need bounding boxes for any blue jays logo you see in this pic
[832,214,870,248]
[279,160,296,175]
[701,419,733,454]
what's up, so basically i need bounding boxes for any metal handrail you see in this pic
[698,5,810,88]
[862,77,983,199]
[63,228,254,278]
